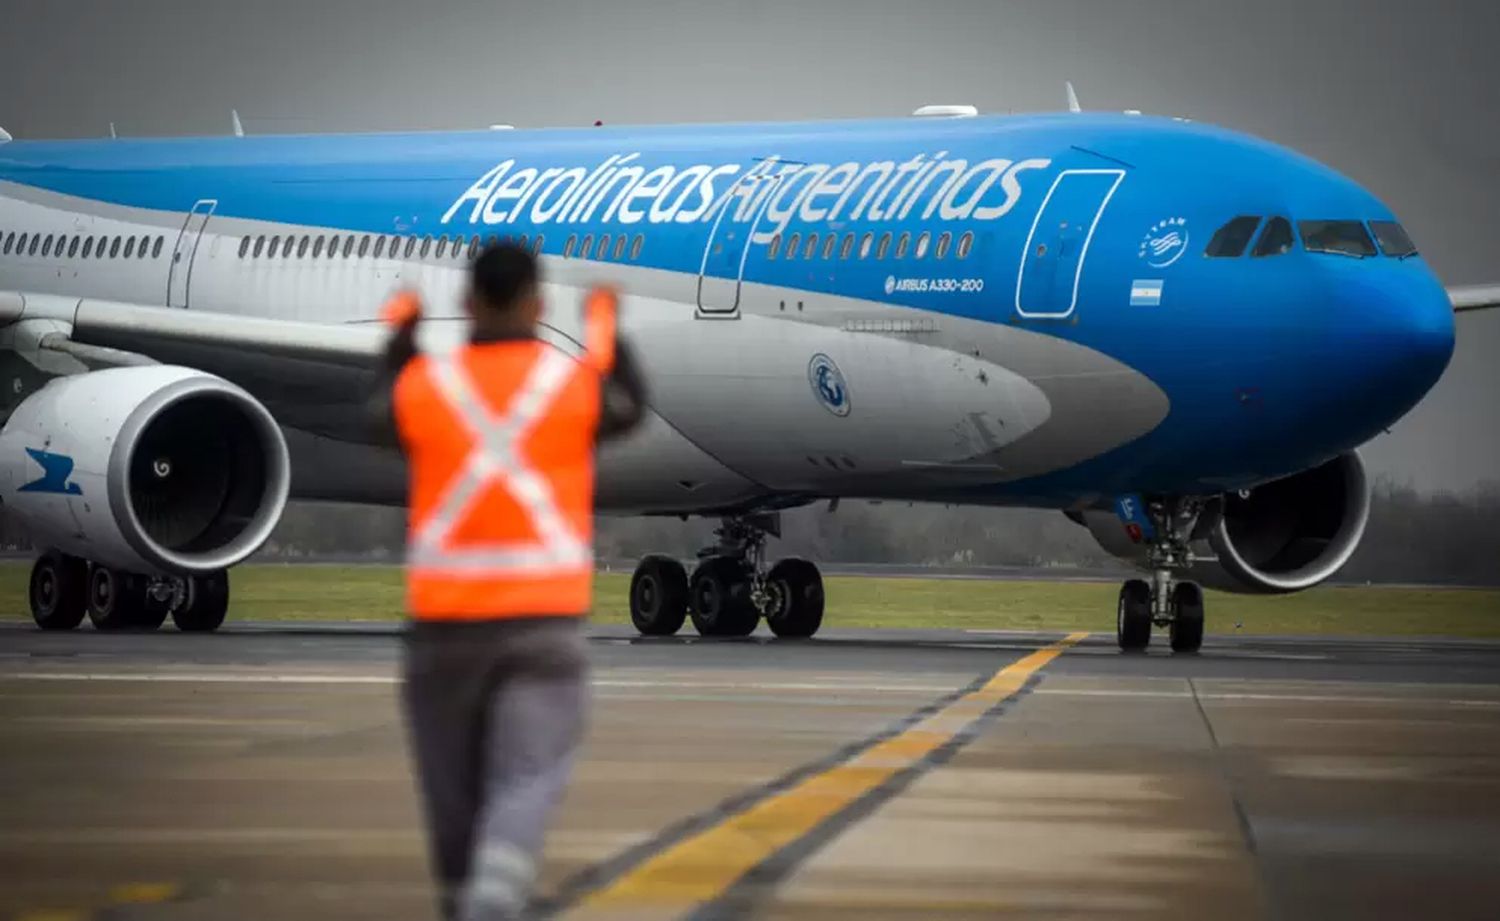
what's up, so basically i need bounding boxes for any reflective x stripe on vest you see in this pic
[407,348,591,576]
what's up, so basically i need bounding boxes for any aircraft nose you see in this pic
[1336,266,1455,421]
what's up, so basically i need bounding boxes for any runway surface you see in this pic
[2,622,1499,920]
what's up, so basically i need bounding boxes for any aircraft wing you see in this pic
[3,294,388,441]
[1450,285,1500,313]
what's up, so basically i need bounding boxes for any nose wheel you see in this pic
[1114,497,1207,654]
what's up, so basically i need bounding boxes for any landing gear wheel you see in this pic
[173,571,230,633]
[87,567,147,631]
[765,558,824,639]
[689,557,758,637]
[630,555,689,636]
[29,552,88,631]
[1169,581,1205,654]
[1117,578,1152,651]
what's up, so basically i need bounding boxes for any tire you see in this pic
[688,557,758,637]
[630,555,689,636]
[173,571,230,633]
[29,552,88,631]
[133,592,171,631]
[1169,581,1205,654]
[1116,578,1152,651]
[765,558,824,639]
[87,567,147,632]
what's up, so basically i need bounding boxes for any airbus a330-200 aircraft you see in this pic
[0,103,1493,650]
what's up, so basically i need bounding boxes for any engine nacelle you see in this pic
[1079,452,1371,595]
[0,366,290,575]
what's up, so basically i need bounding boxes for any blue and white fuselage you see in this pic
[0,111,1459,558]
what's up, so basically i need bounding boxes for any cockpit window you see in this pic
[1252,216,1295,257]
[1299,220,1376,258]
[1204,216,1261,257]
[1370,220,1417,258]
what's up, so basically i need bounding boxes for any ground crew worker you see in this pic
[374,242,646,920]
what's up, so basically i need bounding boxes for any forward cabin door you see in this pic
[697,159,795,317]
[167,199,217,308]
[1014,169,1125,320]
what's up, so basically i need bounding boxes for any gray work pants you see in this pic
[402,617,588,921]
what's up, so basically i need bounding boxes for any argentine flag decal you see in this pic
[1130,279,1164,307]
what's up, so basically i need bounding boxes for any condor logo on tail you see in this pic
[19,448,83,496]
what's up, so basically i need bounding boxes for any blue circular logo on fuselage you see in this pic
[808,353,850,417]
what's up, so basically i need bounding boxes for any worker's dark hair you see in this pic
[470,241,539,312]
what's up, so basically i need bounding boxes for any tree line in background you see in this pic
[2,480,1495,585]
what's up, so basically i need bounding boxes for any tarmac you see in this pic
[2,622,1499,920]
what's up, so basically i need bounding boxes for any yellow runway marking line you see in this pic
[11,882,179,921]
[561,633,1087,917]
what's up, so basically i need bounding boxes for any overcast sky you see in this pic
[2,0,1496,491]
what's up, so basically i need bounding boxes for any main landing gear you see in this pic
[28,549,231,633]
[1116,498,1206,654]
[628,513,825,639]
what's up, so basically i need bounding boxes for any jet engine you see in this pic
[1080,452,1371,594]
[0,366,290,575]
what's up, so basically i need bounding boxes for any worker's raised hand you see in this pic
[380,290,425,330]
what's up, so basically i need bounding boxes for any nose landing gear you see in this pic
[1116,498,1206,654]
[626,513,825,639]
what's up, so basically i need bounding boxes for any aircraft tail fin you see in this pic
[0,126,11,144]
[231,109,245,138]
[1065,81,1082,113]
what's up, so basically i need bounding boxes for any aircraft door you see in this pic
[697,163,787,317]
[167,199,217,308]
[1014,169,1125,319]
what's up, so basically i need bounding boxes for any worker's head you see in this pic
[467,241,542,331]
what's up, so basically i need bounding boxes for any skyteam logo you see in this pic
[1138,217,1189,268]
[808,354,850,417]
[19,448,83,496]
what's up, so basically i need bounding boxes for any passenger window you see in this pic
[915,232,931,259]
[237,237,249,258]
[466,235,478,258]
[372,236,386,259]
[781,232,799,260]
[531,235,543,255]
[253,236,265,258]
[69,236,81,258]
[400,237,413,258]
[859,232,873,259]
[957,231,974,259]
[123,237,135,258]
[768,234,782,260]
[896,232,910,259]
[435,236,449,258]
[41,236,53,257]
[876,232,892,260]
[1,232,10,255]
[135,235,146,258]
[596,234,610,260]
[630,234,643,260]
[325,235,338,258]
[112,237,124,258]
[1300,220,1377,258]
[268,236,280,257]
[516,234,529,250]
[1252,217,1295,257]
[804,233,819,260]
[564,235,577,258]
[352,236,365,258]
[298,236,311,258]
[419,236,432,258]
[822,235,836,260]
[1204,216,1261,257]
[81,237,93,258]
[28,234,41,256]
[612,235,626,261]
[839,234,854,259]
[1370,221,1416,257]
[935,232,952,259]
[580,234,593,258]
[154,236,164,258]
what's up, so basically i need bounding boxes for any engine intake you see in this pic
[1,366,290,575]
[1202,452,1370,593]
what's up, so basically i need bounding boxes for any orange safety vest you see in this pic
[392,290,617,620]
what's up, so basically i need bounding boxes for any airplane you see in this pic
[0,103,1494,651]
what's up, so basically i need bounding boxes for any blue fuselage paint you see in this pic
[0,113,1456,505]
